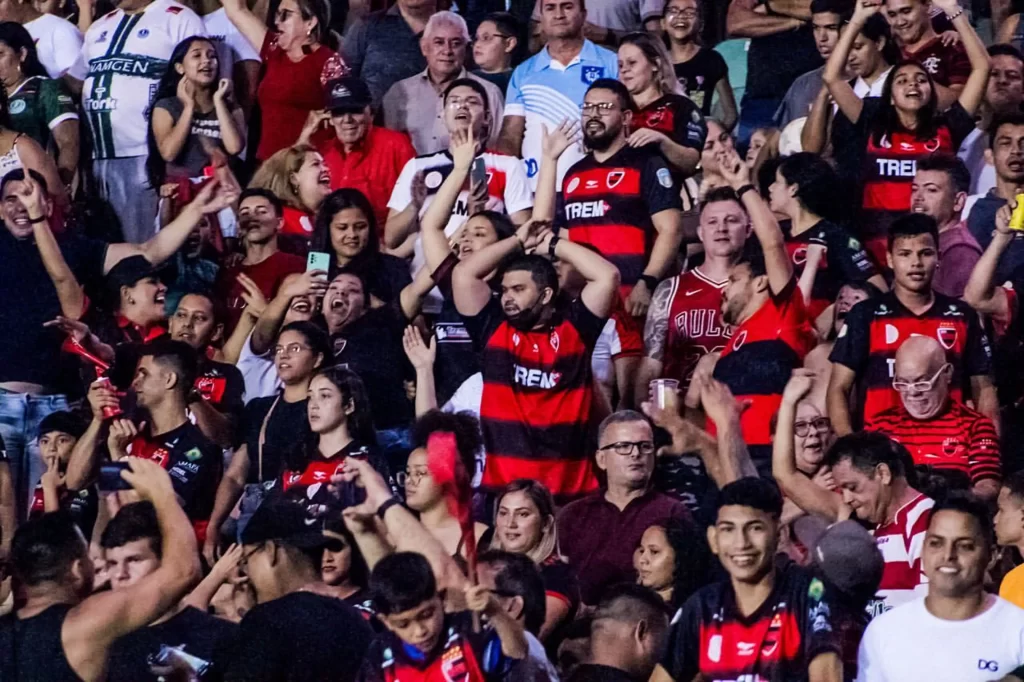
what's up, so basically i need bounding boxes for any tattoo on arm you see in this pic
[644,280,674,361]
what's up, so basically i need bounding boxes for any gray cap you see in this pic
[810,519,884,601]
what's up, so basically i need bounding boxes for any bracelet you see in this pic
[945,6,963,19]
[547,234,561,259]
[376,496,402,520]
[639,274,659,291]
[736,184,756,199]
[29,216,46,223]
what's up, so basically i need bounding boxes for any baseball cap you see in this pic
[104,255,162,302]
[325,77,371,113]
[37,411,86,440]
[239,498,329,550]
[803,519,884,602]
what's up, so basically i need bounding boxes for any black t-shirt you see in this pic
[224,592,373,682]
[128,422,223,522]
[661,562,842,682]
[241,395,311,485]
[277,439,395,516]
[107,606,239,681]
[330,303,414,430]
[0,229,107,389]
[332,253,413,308]
[432,253,486,406]
[744,20,821,99]
[780,218,877,315]
[673,47,729,116]
[195,359,245,420]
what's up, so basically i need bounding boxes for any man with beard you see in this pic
[828,213,997,434]
[958,45,1024,194]
[561,78,683,318]
[452,217,620,502]
[705,148,816,476]
[215,189,304,333]
[0,459,200,681]
[869,335,1001,500]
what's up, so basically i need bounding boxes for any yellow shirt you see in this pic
[1000,564,1024,609]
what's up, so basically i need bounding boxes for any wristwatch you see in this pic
[376,496,402,520]
[639,274,659,291]
[547,234,561,259]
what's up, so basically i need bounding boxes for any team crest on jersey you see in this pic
[937,325,958,349]
[151,448,169,467]
[607,170,624,188]
[550,330,559,352]
[707,634,722,662]
[581,66,603,84]
[333,337,347,355]
[512,332,520,347]
[942,437,966,457]
[656,168,672,188]
[566,177,580,193]
[731,330,747,350]
[8,100,24,115]
[441,644,469,682]
[138,28,149,38]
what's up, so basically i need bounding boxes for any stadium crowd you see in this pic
[6,0,1024,677]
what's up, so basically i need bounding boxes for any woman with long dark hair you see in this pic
[0,22,78,187]
[319,517,373,616]
[311,188,412,305]
[821,0,988,264]
[146,36,245,190]
[664,0,736,127]
[634,519,710,612]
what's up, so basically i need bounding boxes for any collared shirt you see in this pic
[556,488,691,604]
[320,125,416,228]
[505,39,619,189]
[342,3,426,105]
[381,68,505,155]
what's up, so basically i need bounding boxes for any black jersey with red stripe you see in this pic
[855,99,974,239]
[464,297,605,502]
[632,94,708,156]
[661,562,842,682]
[829,291,993,427]
[194,359,244,417]
[780,219,877,320]
[711,279,815,465]
[127,422,222,523]
[663,269,731,390]
[561,145,680,295]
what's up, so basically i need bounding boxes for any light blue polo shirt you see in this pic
[504,39,618,189]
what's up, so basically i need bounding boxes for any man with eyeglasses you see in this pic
[869,335,1000,500]
[381,11,505,156]
[560,78,684,318]
[829,213,997,435]
[556,409,691,605]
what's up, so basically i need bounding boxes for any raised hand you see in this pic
[190,179,239,216]
[996,200,1014,236]
[402,326,436,371]
[626,127,668,149]
[451,126,477,171]
[850,0,882,25]
[176,77,195,108]
[782,368,816,406]
[236,273,268,318]
[515,219,553,253]
[16,175,46,219]
[280,270,328,301]
[331,456,393,513]
[44,315,91,343]
[86,378,121,421]
[297,109,332,145]
[541,119,581,160]
[120,456,176,503]
[213,78,233,104]
[464,584,498,615]
[107,419,142,459]
[700,378,750,426]
[716,147,751,189]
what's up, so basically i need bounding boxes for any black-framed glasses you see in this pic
[580,102,618,115]
[598,440,656,456]
[665,8,698,19]
[793,417,831,437]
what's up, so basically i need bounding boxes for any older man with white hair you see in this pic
[381,10,505,155]
[868,334,1001,499]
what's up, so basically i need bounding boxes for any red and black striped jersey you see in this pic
[631,93,708,155]
[464,297,605,502]
[829,291,993,427]
[561,145,681,295]
[780,219,877,320]
[358,613,497,682]
[868,401,1001,485]
[711,279,816,462]
[660,562,843,682]
[662,269,731,390]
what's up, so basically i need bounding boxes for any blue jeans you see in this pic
[737,95,783,147]
[0,390,69,520]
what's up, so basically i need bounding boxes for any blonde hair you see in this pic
[619,31,684,97]
[488,479,562,565]
[248,144,316,211]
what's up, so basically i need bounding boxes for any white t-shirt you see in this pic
[237,331,281,401]
[81,0,205,159]
[26,14,87,80]
[202,7,260,81]
[857,596,1024,682]
[387,149,533,311]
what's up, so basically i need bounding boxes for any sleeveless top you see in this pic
[1013,13,1024,51]
[0,604,81,681]
[0,135,24,185]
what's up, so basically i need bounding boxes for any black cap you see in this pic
[104,255,161,302]
[37,411,86,440]
[240,498,328,549]
[325,77,371,112]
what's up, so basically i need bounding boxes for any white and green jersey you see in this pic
[82,0,205,159]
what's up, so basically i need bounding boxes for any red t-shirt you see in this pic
[281,205,315,236]
[256,33,348,161]
[216,250,305,331]
[320,126,415,232]
[902,36,970,87]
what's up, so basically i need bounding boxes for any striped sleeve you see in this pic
[968,413,1001,484]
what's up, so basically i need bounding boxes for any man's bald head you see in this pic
[893,335,952,420]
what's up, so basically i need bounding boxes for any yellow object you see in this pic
[1000,563,1024,608]
[1010,194,1024,231]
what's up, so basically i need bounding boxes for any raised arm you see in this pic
[221,0,269,53]
[151,90,196,163]
[700,378,759,483]
[932,0,990,116]
[403,326,439,416]
[634,280,675,422]
[251,271,327,355]
[64,383,121,491]
[420,128,476,269]
[541,230,621,318]
[64,459,200,680]
[774,370,843,520]
[801,85,832,155]
[826,363,857,436]
[717,147,793,294]
[963,203,1014,317]
[532,119,580,223]
[213,80,246,156]
[452,220,546,316]
[823,0,878,124]
[20,178,84,318]
[202,444,250,567]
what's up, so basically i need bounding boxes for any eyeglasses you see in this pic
[447,96,485,110]
[273,343,312,357]
[475,32,510,42]
[405,467,430,484]
[892,363,950,393]
[580,102,618,115]
[664,8,698,19]
[793,417,831,437]
[598,440,656,456]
